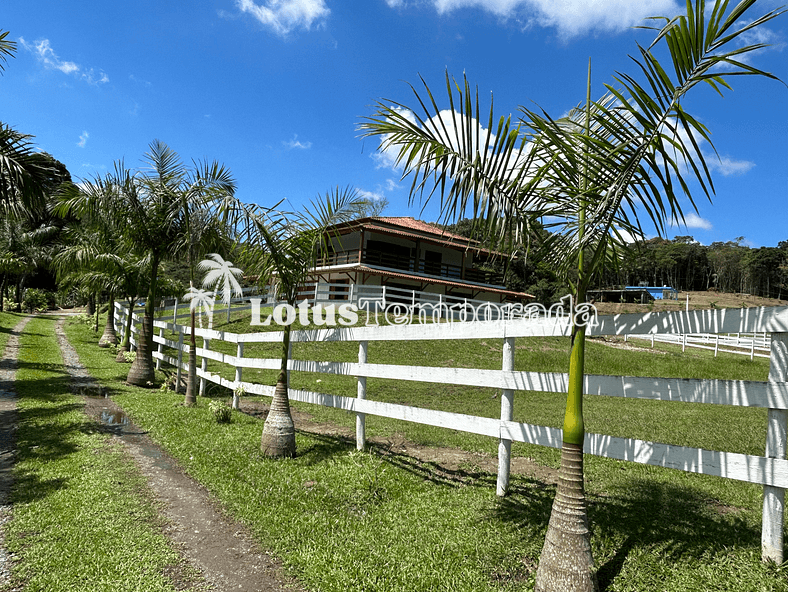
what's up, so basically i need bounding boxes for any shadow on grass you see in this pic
[296,430,357,465]
[490,475,762,591]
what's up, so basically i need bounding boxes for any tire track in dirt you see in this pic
[55,317,302,592]
[0,315,33,588]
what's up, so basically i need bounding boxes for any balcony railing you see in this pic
[315,248,505,286]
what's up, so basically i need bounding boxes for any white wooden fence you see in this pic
[115,302,788,564]
[625,331,771,359]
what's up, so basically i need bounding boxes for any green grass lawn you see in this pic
[60,310,787,591]
[2,315,190,592]
[0,310,26,354]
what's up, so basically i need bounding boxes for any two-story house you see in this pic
[302,216,533,306]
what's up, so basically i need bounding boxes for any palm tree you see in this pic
[239,187,363,458]
[1,33,60,214]
[183,286,215,329]
[360,2,784,590]
[199,253,244,320]
[58,141,236,388]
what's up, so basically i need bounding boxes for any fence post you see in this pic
[199,338,210,397]
[232,342,244,409]
[173,297,178,324]
[155,327,164,371]
[129,313,137,352]
[763,332,788,563]
[356,341,368,451]
[175,330,184,393]
[497,336,515,496]
[715,334,719,357]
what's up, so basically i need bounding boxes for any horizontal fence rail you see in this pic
[114,302,788,562]
[625,332,771,359]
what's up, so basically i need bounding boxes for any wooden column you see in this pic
[232,342,244,410]
[356,340,368,451]
[199,338,210,397]
[175,331,184,393]
[155,327,164,371]
[763,332,788,563]
[497,336,515,496]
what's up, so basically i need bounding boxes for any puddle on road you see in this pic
[100,410,130,427]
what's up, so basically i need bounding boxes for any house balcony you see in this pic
[314,248,506,287]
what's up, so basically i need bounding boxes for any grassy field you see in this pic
[0,310,25,355]
[2,315,193,592]
[59,309,787,591]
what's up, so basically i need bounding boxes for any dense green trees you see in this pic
[597,236,788,299]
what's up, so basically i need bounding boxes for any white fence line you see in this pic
[115,302,788,562]
[625,332,771,360]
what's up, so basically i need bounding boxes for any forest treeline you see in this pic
[598,236,788,299]
[444,219,788,304]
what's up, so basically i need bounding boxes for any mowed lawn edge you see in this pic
[2,315,190,592]
[62,312,788,592]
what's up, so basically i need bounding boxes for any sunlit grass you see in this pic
[60,312,788,592]
[3,315,184,592]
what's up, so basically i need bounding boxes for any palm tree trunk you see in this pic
[260,322,296,458]
[98,292,118,347]
[94,291,100,333]
[127,252,159,387]
[116,298,135,362]
[85,292,94,317]
[0,273,5,311]
[184,309,197,406]
[534,325,597,592]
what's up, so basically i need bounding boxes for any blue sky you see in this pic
[2,0,786,247]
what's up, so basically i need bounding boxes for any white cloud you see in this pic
[19,37,109,85]
[284,134,312,149]
[358,188,386,202]
[77,131,89,148]
[707,155,755,177]
[236,0,330,36]
[671,212,713,231]
[388,0,681,39]
[384,178,400,192]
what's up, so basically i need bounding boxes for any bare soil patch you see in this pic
[243,401,559,487]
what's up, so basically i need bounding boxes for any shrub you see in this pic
[22,288,50,313]
[208,400,232,423]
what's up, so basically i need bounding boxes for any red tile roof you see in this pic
[372,217,476,244]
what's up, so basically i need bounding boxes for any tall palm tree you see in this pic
[57,141,236,388]
[240,187,363,458]
[360,2,784,590]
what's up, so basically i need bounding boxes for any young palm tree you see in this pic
[360,2,784,590]
[240,187,363,458]
[58,141,236,388]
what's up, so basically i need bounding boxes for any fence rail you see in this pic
[114,302,788,563]
[626,331,771,359]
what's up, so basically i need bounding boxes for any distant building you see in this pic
[626,286,679,300]
[300,216,534,305]
[588,285,679,304]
